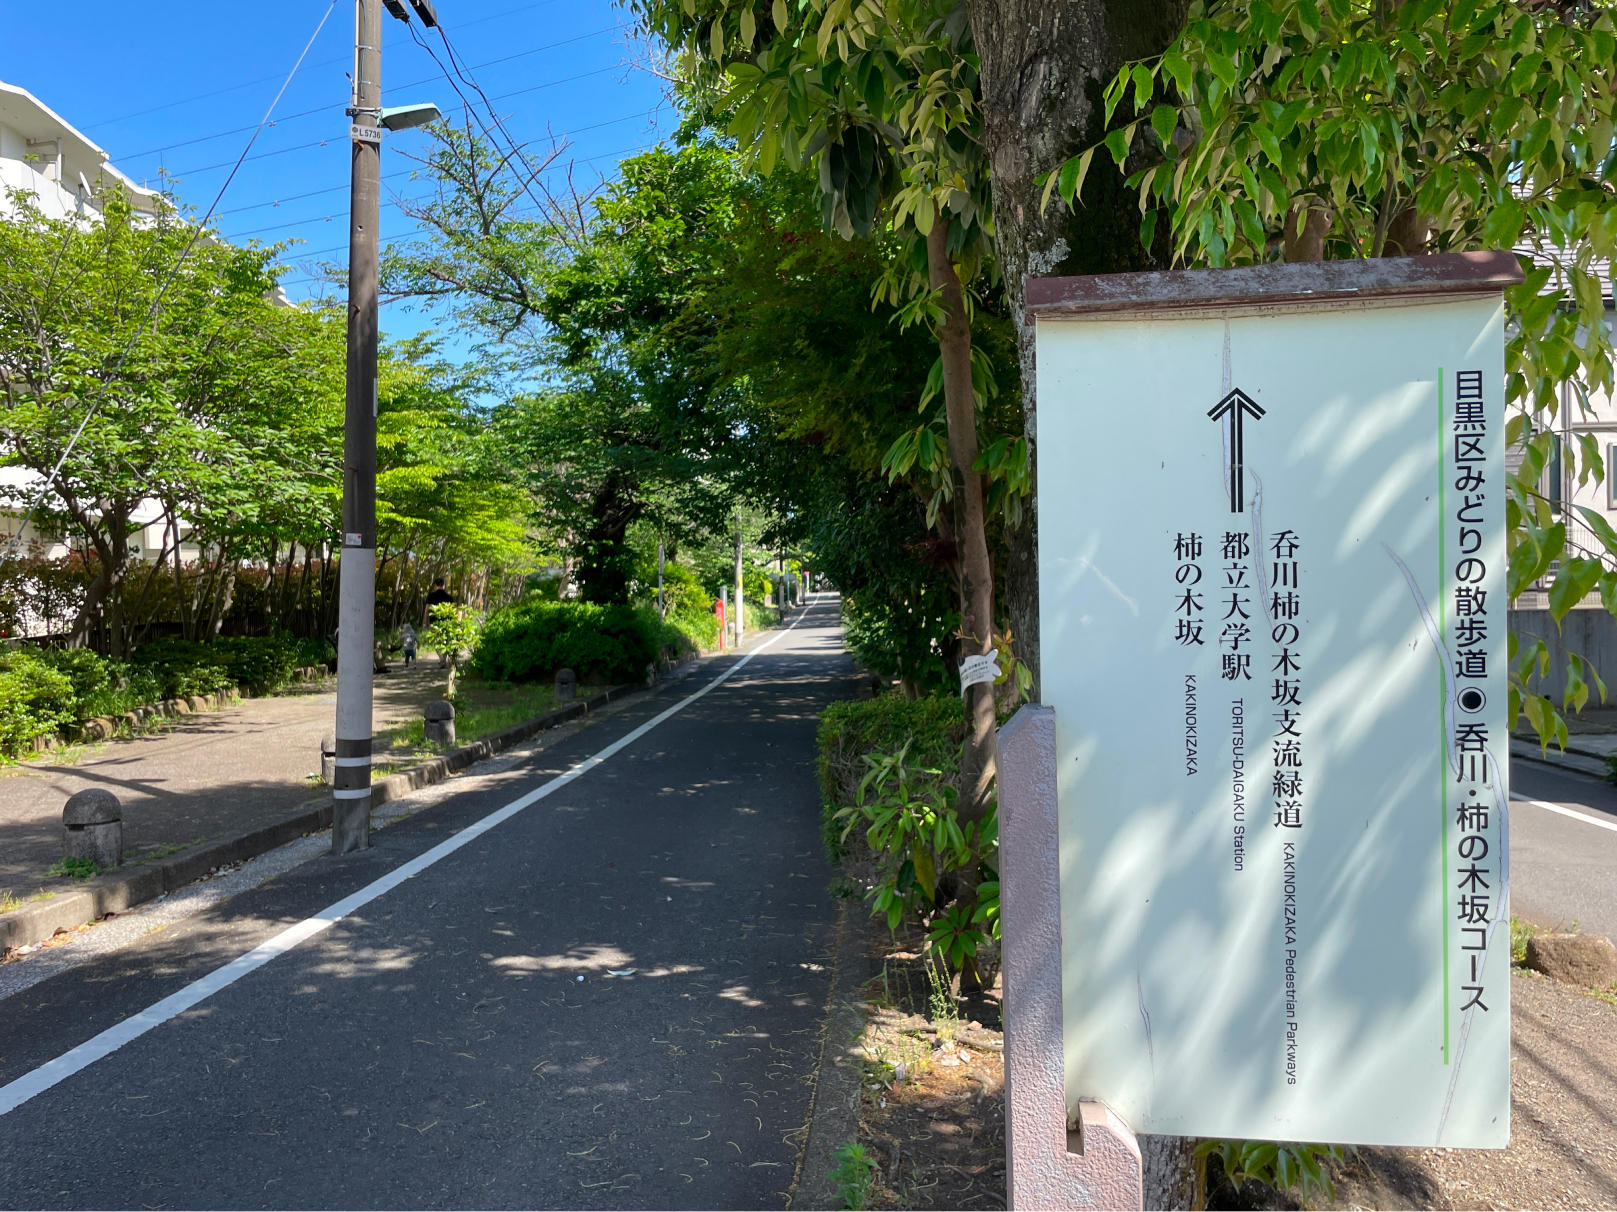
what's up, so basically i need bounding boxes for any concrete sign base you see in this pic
[1000,704,1143,1210]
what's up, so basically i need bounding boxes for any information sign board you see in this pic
[1029,252,1522,1147]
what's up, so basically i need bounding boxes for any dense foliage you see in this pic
[1059,0,1617,747]
[0,636,325,757]
[473,598,678,684]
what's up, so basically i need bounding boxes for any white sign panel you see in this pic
[1034,259,1513,1147]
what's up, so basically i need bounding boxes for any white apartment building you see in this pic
[0,80,160,220]
[0,81,205,638]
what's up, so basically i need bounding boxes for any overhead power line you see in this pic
[269,138,664,278]
[120,27,619,163]
[227,109,656,242]
[81,0,570,131]
[166,81,655,181]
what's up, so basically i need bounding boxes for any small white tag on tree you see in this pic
[958,653,1000,694]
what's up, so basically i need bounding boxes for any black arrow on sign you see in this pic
[1207,388,1265,513]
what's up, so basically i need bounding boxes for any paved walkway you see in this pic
[0,664,454,892]
[0,595,854,1210]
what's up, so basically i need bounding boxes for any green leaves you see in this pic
[1050,0,1617,753]
[840,738,999,969]
[1194,1139,1347,1206]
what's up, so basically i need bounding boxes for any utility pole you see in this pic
[733,509,744,648]
[332,0,384,855]
[333,0,440,855]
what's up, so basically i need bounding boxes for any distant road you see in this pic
[1509,758,1617,940]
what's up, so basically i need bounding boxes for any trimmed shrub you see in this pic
[473,599,668,684]
[0,649,76,755]
[127,636,301,697]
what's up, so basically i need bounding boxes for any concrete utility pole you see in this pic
[333,0,441,854]
[332,0,385,855]
[733,510,744,648]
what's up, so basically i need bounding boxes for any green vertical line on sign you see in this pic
[1438,366,1451,1065]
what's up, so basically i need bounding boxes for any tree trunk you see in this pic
[927,221,998,829]
[577,476,640,605]
[66,568,109,650]
[967,0,1190,697]
[967,1,1198,1192]
[208,559,237,637]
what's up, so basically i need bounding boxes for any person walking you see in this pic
[400,622,418,668]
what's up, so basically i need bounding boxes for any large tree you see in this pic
[0,186,344,655]
[965,0,1191,693]
[630,0,1028,833]
[381,131,742,603]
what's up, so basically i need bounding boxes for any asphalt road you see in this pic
[1509,758,1617,941]
[0,596,855,1211]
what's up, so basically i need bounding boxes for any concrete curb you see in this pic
[1510,737,1611,780]
[789,901,871,1209]
[0,681,643,951]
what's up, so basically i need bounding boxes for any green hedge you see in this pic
[130,636,301,697]
[815,693,963,863]
[473,598,674,684]
[0,636,316,757]
[0,650,77,755]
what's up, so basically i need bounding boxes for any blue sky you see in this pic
[2,0,672,345]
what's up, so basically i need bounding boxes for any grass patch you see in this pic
[376,681,562,766]
[0,888,55,913]
[45,857,102,880]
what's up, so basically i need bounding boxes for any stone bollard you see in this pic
[424,699,456,746]
[555,668,577,702]
[62,788,122,870]
[320,734,337,785]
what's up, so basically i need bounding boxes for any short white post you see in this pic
[998,704,1143,1211]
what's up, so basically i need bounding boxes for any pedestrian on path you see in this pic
[400,623,417,668]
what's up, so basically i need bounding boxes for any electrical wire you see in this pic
[119,26,618,163]
[80,0,569,132]
[207,59,624,223]
[165,65,651,180]
[216,110,656,241]
[267,139,663,279]
[439,19,629,230]
[404,20,559,222]
[1,0,342,565]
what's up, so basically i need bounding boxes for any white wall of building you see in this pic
[0,80,160,221]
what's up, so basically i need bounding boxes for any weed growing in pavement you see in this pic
[828,1141,879,1211]
[139,838,204,861]
[45,857,101,880]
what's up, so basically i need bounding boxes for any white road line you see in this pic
[1509,793,1617,834]
[0,602,823,1118]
